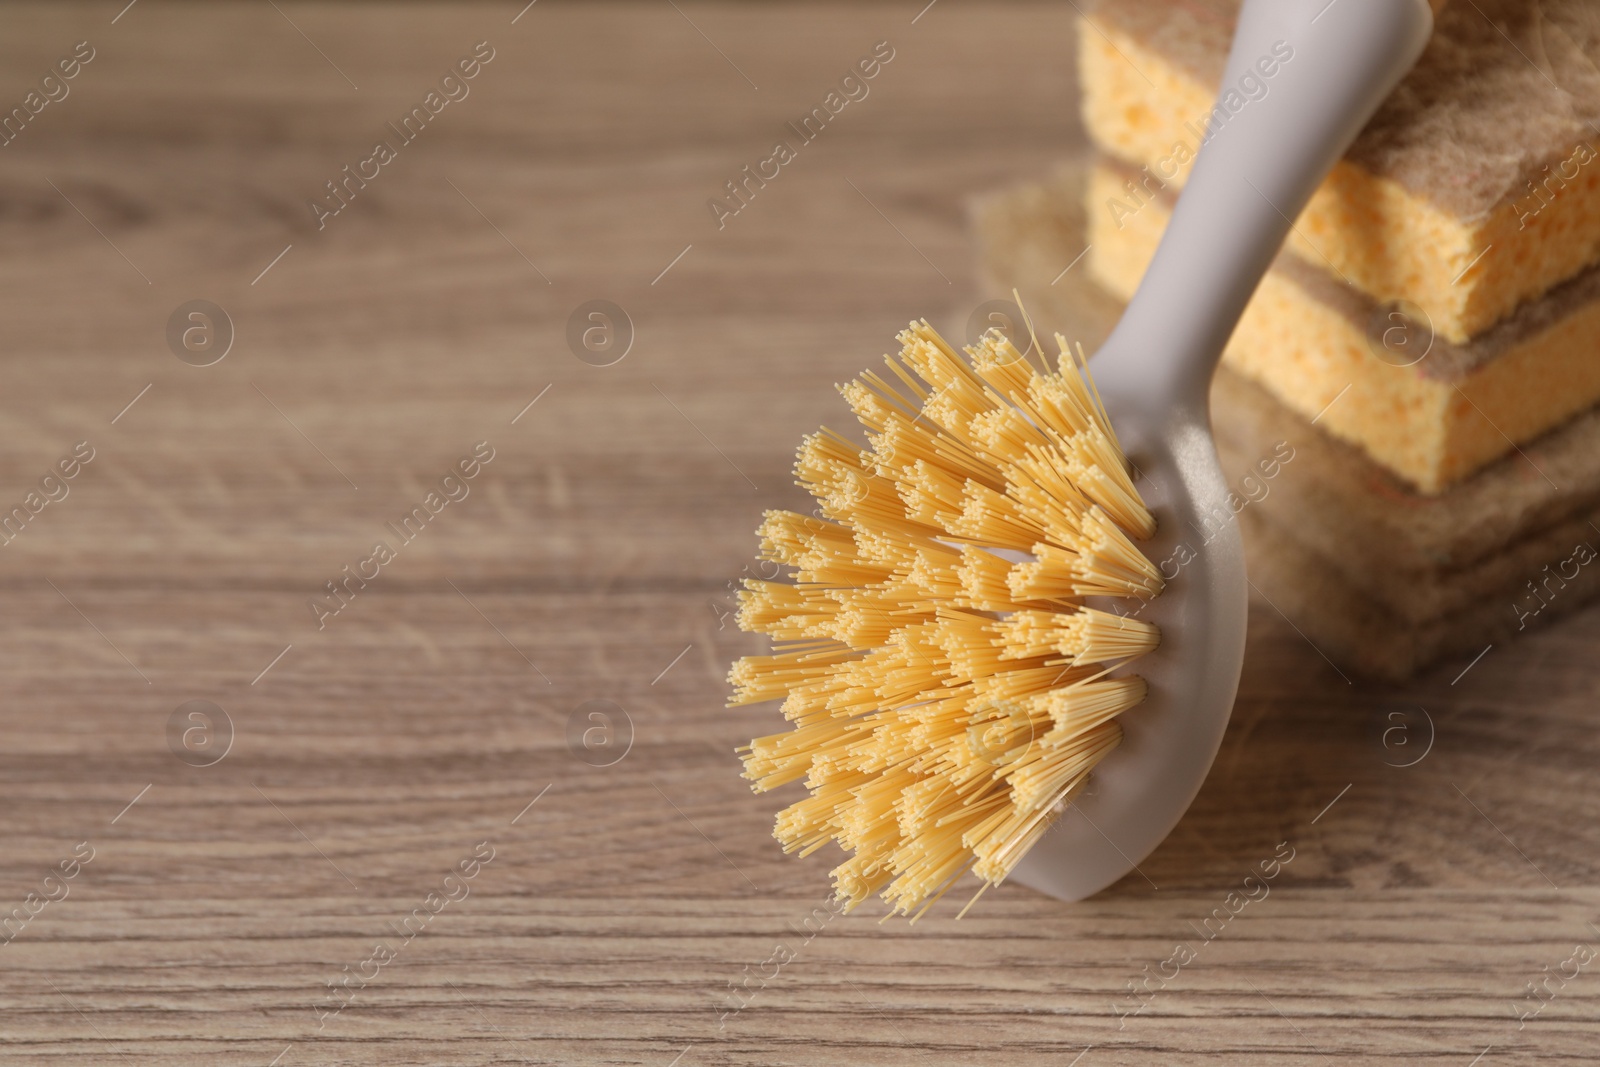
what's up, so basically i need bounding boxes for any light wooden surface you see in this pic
[1,2,1597,1064]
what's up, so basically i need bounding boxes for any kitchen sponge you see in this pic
[1080,0,1600,343]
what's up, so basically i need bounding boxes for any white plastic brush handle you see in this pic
[1095,0,1435,418]
[1010,0,1433,903]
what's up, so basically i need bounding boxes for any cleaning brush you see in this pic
[730,321,1164,918]
[728,0,1437,916]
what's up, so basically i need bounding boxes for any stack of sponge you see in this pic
[977,0,1600,679]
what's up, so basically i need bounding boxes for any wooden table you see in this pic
[2,2,1595,1063]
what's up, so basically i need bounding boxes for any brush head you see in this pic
[726,319,1238,918]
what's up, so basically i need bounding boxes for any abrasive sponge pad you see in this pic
[1080,0,1600,343]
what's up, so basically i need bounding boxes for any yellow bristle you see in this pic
[1005,445,1095,536]
[954,545,1024,612]
[902,693,980,765]
[1024,362,1102,439]
[996,607,1160,666]
[830,587,931,649]
[736,580,840,641]
[898,320,985,394]
[839,371,920,434]
[741,720,850,792]
[833,851,896,908]
[992,611,1064,660]
[1063,429,1156,540]
[1062,610,1161,664]
[728,642,860,706]
[874,413,1003,489]
[1009,515,1164,602]
[967,405,1054,467]
[971,772,1092,885]
[1036,676,1149,742]
[902,330,1005,439]
[975,664,1094,705]
[779,677,849,727]
[936,610,1046,684]
[953,481,1046,551]
[1004,719,1124,815]
[968,330,1041,402]
[1077,507,1165,596]
[907,542,965,599]
[757,513,897,588]
[897,458,968,529]
[836,774,914,857]
[730,316,1162,918]
[755,509,816,567]
[921,382,996,440]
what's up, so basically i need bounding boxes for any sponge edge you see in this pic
[1079,0,1600,344]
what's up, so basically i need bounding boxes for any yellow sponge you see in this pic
[1080,0,1600,343]
[1086,156,1600,492]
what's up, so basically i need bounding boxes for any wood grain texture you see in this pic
[1,2,1597,1064]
